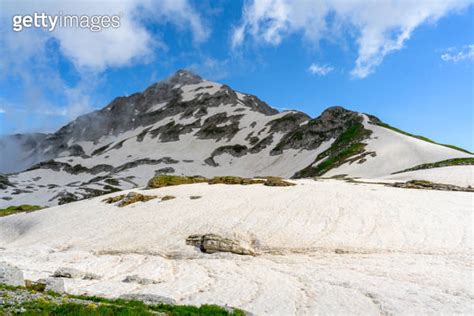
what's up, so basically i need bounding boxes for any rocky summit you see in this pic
[0,70,471,206]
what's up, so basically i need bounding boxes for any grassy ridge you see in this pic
[376,122,472,154]
[392,157,474,174]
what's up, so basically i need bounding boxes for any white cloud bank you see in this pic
[308,63,333,76]
[1,0,208,71]
[232,0,472,78]
[441,45,474,62]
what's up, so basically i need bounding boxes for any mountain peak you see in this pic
[167,69,203,85]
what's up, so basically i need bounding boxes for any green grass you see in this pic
[392,157,474,174]
[0,204,42,217]
[17,299,244,316]
[311,143,366,176]
[376,122,472,154]
[208,176,265,185]
[0,284,245,316]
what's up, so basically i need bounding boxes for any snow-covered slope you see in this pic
[1,70,471,207]
[325,115,472,178]
[0,179,472,314]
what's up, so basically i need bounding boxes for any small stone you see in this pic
[119,293,176,305]
[161,195,176,201]
[83,272,101,280]
[122,275,158,285]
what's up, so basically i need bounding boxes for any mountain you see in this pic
[1,70,472,207]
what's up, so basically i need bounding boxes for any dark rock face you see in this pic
[271,106,363,155]
[266,111,310,133]
[205,145,249,166]
[195,113,243,141]
[0,174,13,190]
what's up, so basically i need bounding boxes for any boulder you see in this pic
[119,293,176,305]
[186,233,256,255]
[36,277,65,293]
[0,262,24,286]
[83,272,101,280]
[52,267,84,279]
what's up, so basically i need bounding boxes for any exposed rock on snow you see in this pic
[119,293,176,305]
[186,233,256,255]
[102,192,157,207]
[391,180,474,192]
[36,277,65,293]
[52,267,84,279]
[122,275,159,285]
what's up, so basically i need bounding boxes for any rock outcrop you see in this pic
[186,233,256,255]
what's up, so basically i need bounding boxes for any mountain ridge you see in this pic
[0,69,472,206]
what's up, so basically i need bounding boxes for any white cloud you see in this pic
[0,108,5,114]
[441,45,474,62]
[233,0,472,78]
[308,63,333,76]
[1,0,208,71]
[0,0,208,134]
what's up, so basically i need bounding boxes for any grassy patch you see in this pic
[392,157,474,174]
[375,122,472,154]
[147,175,208,189]
[263,177,295,187]
[0,204,42,217]
[0,284,245,316]
[147,175,295,188]
[208,176,265,185]
[311,143,366,176]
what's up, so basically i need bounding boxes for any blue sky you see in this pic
[0,0,473,150]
